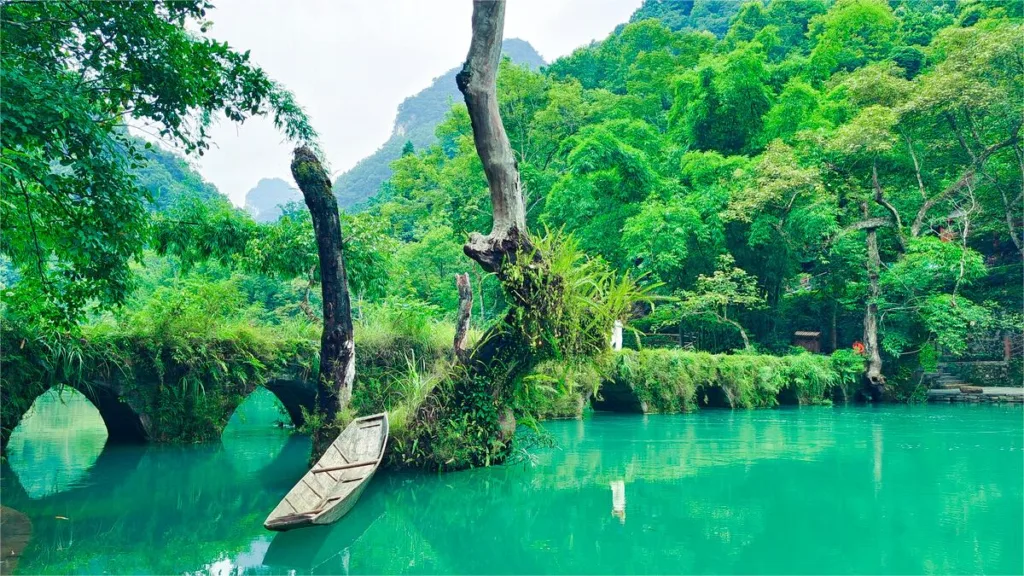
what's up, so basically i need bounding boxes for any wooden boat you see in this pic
[264,412,388,531]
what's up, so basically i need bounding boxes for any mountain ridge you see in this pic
[333,38,545,210]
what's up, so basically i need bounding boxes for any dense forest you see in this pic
[2,0,1021,468]
[361,0,1022,374]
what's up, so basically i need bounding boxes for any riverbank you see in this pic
[7,311,1020,457]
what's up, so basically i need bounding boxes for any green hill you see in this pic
[132,142,225,211]
[628,0,742,37]
[333,38,545,211]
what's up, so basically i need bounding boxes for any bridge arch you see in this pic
[2,382,149,453]
[216,378,316,437]
[263,378,316,429]
[2,376,315,453]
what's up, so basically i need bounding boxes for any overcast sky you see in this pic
[186,0,642,206]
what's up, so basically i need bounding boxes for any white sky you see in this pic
[188,0,642,206]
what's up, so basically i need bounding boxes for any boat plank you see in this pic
[313,460,378,474]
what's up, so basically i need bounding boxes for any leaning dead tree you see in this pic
[456,0,531,274]
[291,146,356,458]
[405,0,562,469]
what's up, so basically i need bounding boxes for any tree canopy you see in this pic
[1,0,316,327]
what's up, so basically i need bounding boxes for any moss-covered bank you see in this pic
[596,349,864,413]
[0,319,320,448]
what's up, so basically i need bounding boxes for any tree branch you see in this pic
[872,161,905,251]
[911,120,1022,237]
[17,181,50,292]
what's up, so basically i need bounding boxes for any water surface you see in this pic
[3,392,1021,574]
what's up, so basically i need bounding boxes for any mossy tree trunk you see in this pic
[455,0,560,434]
[405,0,562,470]
[291,146,356,458]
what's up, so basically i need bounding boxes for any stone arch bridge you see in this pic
[1,372,318,453]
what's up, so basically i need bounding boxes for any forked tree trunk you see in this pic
[291,146,356,457]
[861,202,885,398]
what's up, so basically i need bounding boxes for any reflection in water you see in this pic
[2,405,1022,575]
[610,479,626,524]
[6,388,107,499]
[873,422,884,491]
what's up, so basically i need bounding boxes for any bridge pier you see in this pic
[85,384,150,444]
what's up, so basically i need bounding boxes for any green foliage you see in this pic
[670,41,772,154]
[654,255,765,350]
[1,273,319,445]
[502,231,660,361]
[604,348,849,412]
[134,139,225,211]
[808,0,899,76]
[0,0,316,327]
[628,0,743,37]
[153,197,395,299]
[519,358,604,420]
[829,348,868,398]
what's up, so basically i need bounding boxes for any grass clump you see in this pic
[519,358,604,420]
[350,298,465,416]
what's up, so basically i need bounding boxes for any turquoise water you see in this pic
[2,390,1022,574]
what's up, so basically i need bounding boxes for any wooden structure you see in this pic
[264,413,389,531]
[793,331,822,353]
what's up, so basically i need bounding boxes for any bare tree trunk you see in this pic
[734,322,752,351]
[454,273,473,363]
[862,202,885,399]
[456,0,531,274]
[713,313,751,351]
[291,146,355,458]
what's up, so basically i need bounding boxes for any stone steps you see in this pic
[927,386,1024,403]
